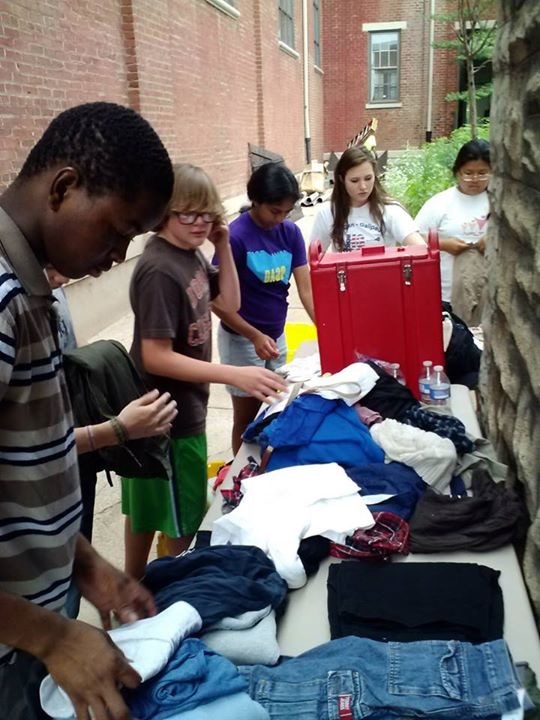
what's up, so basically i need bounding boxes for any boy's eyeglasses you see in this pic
[175,212,216,225]
[460,172,490,181]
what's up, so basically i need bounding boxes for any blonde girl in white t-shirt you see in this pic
[310,146,425,252]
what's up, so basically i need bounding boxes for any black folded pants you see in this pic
[328,561,504,643]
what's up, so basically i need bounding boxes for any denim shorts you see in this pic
[218,325,287,397]
[239,637,520,719]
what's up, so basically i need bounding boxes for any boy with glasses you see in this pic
[122,163,287,580]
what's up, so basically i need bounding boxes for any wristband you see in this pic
[109,415,129,445]
[86,424,97,452]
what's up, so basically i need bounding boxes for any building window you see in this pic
[313,0,321,67]
[369,30,400,103]
[279,0,295,49]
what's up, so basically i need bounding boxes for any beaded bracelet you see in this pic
[109,415,129,446]
[86,424,97,452]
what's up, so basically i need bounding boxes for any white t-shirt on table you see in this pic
[310,201,419,253]
[415,186,489,303]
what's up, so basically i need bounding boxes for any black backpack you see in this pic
[63,339,172,481]
[444,310,482,389]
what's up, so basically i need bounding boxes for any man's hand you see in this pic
[43,620,141,720]
[252,332,280,360]
[117,389,178,440]
[231,366,288,403]
[73,537,155,629]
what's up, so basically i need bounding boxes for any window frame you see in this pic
[313,0,321,68]
[368,29,401,104]
[205,0,240,20]
[279,0,295,51]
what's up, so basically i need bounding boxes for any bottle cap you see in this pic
[422,360,433,367]
[433,365,443,371]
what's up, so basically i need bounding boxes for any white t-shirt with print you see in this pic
[415,186,489,303]
[310,201,418,253]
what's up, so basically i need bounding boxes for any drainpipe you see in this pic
[426,0,435,142]
[302,0,312,163]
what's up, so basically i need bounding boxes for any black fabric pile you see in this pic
[328,560,504,643]
[409,468,525,553]
[360,360,418,419]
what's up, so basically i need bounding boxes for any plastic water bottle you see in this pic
[418,361,433,403]
[389,362,406,385]
[429,365,451,408]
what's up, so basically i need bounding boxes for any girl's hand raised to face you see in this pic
[208,220,230,249]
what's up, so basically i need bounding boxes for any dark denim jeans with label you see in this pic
[239,637,520,719]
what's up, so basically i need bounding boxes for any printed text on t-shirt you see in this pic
[246,249,292,285]
[186,269,210,310]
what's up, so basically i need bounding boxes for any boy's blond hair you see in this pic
[156,163,224,231]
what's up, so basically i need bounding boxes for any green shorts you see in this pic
[121,433,207,538]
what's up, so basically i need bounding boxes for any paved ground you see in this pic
[78,205,318,625]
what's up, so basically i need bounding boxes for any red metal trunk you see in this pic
[309,230,444,396]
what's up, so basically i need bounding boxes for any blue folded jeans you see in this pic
[125,639,246,720]
[239,637,520,719]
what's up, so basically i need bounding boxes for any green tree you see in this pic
[434,0,497,138]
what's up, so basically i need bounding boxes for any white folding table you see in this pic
[201,384,540,675]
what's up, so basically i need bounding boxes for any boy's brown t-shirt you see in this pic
[129,234,219,437]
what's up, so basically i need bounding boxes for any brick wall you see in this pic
[0,0,324,198]
[0,0,325,336]
[321,0,458,152]
[259,2,307,172]
[1,1,494,192]
[0,0,129,188]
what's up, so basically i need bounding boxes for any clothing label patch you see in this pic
[338,693,354,719]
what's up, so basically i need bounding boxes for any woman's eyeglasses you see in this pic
[460,172,490,181]
[175,212,216,225]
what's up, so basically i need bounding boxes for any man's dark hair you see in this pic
[18,102,173,202]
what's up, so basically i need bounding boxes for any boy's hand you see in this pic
[233,367,288,403]
[208,221,230,249]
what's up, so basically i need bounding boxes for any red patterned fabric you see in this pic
[220,456,260,509]
[330,511,409,559]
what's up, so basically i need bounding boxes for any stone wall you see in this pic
[481,0,540,617]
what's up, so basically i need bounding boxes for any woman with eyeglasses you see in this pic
[213,162,316,454]
[121,163,287,579]
[415,139,491,325]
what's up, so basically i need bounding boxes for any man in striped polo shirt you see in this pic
[0,103,173,720]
